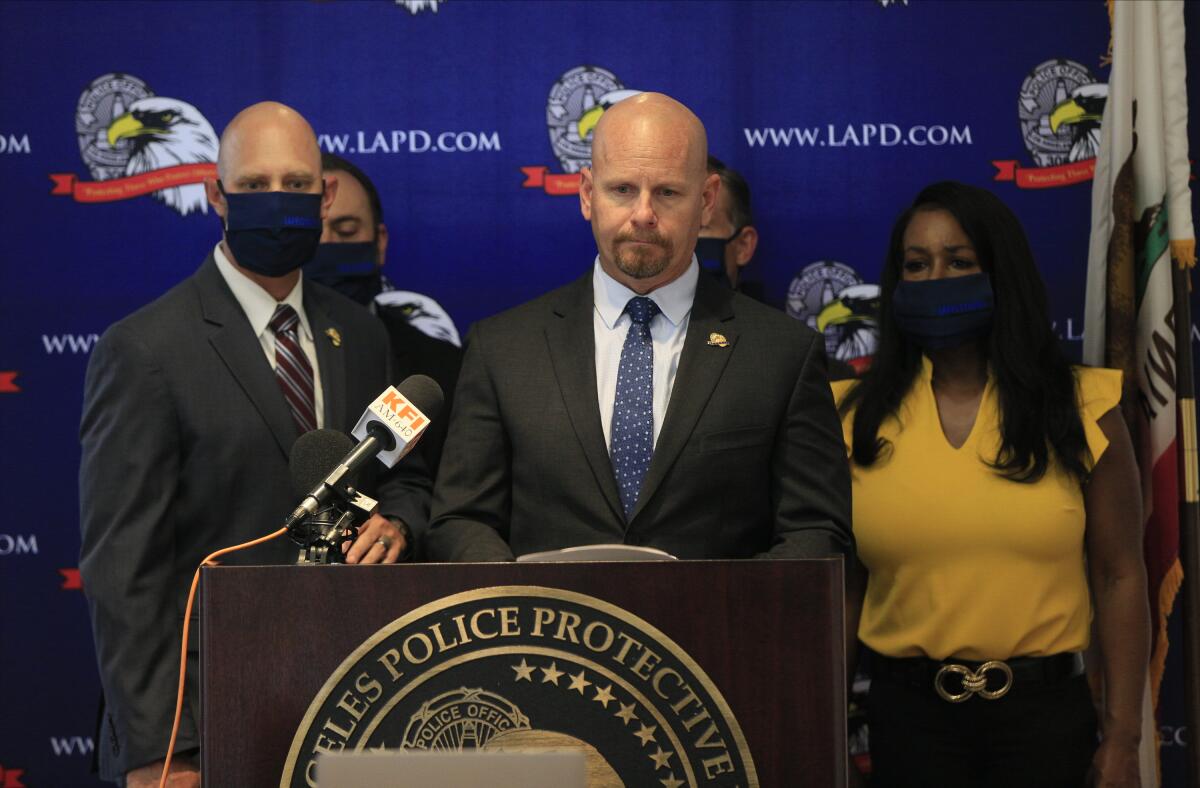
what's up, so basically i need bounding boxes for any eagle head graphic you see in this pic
[106,96,218,216]
[1048,82,1108,163]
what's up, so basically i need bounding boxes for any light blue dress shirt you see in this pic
[592,256,698,450]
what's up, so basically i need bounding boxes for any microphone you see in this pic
[289,429,355,501]
[350,374,444,467]
[286,429,375,558]
[283,375,444,531]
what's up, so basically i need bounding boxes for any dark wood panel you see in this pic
[201,559,845,786]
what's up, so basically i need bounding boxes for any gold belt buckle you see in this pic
[934,660,1014,702]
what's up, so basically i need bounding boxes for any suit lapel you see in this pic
[197,255,299,457]
[305,291,347,431]
[544,274,625,524]
[630,274,737,522]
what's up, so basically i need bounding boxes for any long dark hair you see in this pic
[840,181,1091,484]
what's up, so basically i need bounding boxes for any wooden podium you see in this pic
[200,559,845,786]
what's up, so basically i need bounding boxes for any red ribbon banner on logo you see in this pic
[520,166,582,196]
[0,765,27,788]
[59,569,82,590]
[991,158,1096,189]
[49,162,217,203]
[0,372,19,393]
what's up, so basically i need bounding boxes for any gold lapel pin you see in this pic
[706,332,730,348]
[325,327,342,348]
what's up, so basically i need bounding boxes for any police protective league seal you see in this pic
[281,586,758,787]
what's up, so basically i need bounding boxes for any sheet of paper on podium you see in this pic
[515,543,677,562]
[318,750,585,788]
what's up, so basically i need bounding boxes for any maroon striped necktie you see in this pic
[268,304,317,435]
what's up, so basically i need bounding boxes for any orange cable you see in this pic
[159,527,288,788]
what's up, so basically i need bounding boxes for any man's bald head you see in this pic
[216,101,321,182]
[205,100,338,294]
[579,92,719,294]
[590,92,709,183]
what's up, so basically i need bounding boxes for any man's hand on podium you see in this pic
[343,513,411,564]
[125,755,199,788]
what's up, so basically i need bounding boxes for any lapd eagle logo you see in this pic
[1018,59,1103,169]
[72,73,217,216]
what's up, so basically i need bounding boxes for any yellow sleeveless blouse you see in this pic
[831,359,1122,660]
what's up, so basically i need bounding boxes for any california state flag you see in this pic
[1083,1,1195,785]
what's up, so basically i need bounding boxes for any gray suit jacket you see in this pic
[426,270,851,562]
[78,255,430,780]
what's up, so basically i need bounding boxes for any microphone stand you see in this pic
[288,484,379,564]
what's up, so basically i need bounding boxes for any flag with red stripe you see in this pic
[1083,1,1195,784]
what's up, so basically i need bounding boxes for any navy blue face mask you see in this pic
[303,242,382,306]
[891,273,994,349]
[694,230,740,284]
[219,181,323,277]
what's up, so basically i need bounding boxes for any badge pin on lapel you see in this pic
[706,332,730,348]
[325,328,342,348]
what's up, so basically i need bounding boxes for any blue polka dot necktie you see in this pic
[610,296,660,519]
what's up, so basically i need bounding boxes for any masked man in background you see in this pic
[695,155,760,294]
[697,154,858,380]
[304,153,462,477]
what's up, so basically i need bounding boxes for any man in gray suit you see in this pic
[79,102,430,786]
[427,93,850,562]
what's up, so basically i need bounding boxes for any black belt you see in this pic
[869,651,1084,702]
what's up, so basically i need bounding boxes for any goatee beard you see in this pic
[612,234,673,279]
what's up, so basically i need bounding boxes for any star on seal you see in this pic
[511,658,535,682]
[567,669,592,694]
[592,684,615,708]
[540,661,564,685]
[634,722,657,747]
[649,746,675,770]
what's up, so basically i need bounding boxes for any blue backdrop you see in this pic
[0,1,1196,784]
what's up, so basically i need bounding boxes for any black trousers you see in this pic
[868,672,1098,788]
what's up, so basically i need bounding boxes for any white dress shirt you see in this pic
[213,243,325,428]
[593,256,698,449]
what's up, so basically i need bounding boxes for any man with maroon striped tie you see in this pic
[78,102,431,787]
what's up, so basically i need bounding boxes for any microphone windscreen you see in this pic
[396,374,445,423]
[290,429,355,498]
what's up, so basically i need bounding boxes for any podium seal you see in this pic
[281,586,758,787]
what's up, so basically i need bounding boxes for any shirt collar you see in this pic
[213,242,311,340]
[592,255,699,329]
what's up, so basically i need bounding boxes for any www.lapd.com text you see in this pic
[744,124,973,148]
[319,130,502,154]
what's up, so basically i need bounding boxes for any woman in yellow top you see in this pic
[834,182,1149,788]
